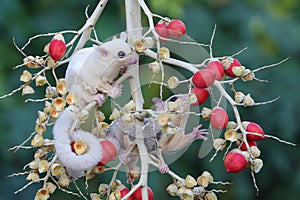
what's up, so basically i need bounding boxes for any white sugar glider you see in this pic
[65,35,137,107]
[53,36,137,177]
[105,94,208,177]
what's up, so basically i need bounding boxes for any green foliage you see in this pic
[1,0,299,199]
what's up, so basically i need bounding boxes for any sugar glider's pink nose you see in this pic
[127,55,137,65]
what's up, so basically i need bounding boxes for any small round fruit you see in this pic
[49,39,66,62]
[97,140,116,166]
[239,140,257,151]
[206,60,224,81]
[133,186,154,200]
[224,151,247,173]
[224,58,242,77]
[192,69,216,88]
[155,23,170,39]
[191,87,209,106]
[243,122,266,141]
[120,188,134,200]
[167,19,186,38]
[210,107,229,129]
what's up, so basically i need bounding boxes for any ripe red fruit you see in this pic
[206,60,224,81]
[192,69,216,88]
[49,39,66,62]
[210,107,228,129]
[244,122,266,141]
[167,19,186,38]
[155,23,170,39]
[224,151,247,173]
[239,140,257,151]
[133,186,154,200]
[120,188,134,200]
[224,58,242,77]
[97,140,116,166]
[191,87,209,106]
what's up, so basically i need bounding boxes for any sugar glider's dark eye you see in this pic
[118,51,126,58]
[169,96,178,102]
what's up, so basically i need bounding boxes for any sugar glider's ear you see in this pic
[119,32,127,41]
[152,97,167,112]
[112,32,127,41]
[95,46,109,57]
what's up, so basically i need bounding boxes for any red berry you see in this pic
[224,58,242,77]
[239,140,257,151]
[206,60,224,81]
[120,188,134,200]
[191,87,209,106]
[133,186,154,200]
[97,140,116,166]
[49,39,66,62]
[224,151,247,173]
[192,69,216,88]
[244,122,266,141]
[210,107,228,129]
[167,19,186,38]
[155,23,170,39]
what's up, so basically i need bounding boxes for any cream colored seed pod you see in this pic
[213,138,226,150]
[167,76,179,89]
[35,75,47,86]
[52,97,66,111]
[250,146,261,158]
[166,183,179,196]
[234,92,245,103]
[31,134,44,147]
[38,111,48,124]
[58,174,70,188]
[66,93,78,105]
[38,160,50,173]
[26,171,40,181]
[158,47,170,59]
[224,129,239,142]
[98,183,109,195]
[123,100,136,112]
[20,70,32,82]
[181,188,194,200]
[110,108,121,120]
[56,78,67,95]
[46,182,57,194]
[226,121,237,130]
[108,190,121,200]
[72,141,88,155]
[243,94,255,106]
[251,158,263,173]
[22,85,35,96]
[45,86,58,98]
[204,192,218,200]
[35,188,49,200]
[201,107,211,120]
[232,66,245,77]
[50,163,65,177]
[197,171,213,187]
[185,175,197,188]
[134,39,147,53]
[44,101,52,113]
[143,37,154,48]
[148,61,161,74]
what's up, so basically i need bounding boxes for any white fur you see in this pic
[53,106,103,177]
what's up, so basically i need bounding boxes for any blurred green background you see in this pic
[0,0,300,199]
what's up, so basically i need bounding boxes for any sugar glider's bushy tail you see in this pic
[53,106,103,177]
